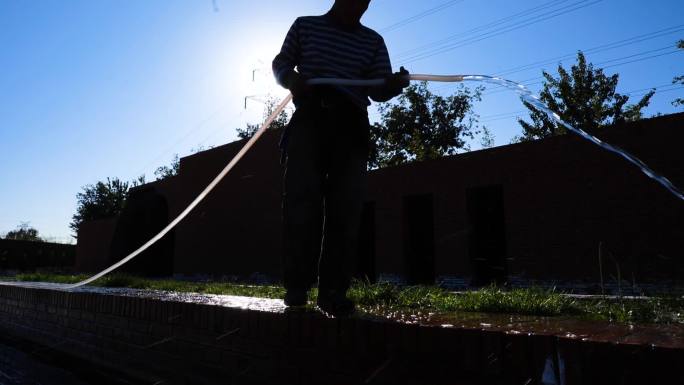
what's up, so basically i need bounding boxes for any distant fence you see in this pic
[0,239,75,272]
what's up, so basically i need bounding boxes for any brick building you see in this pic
[76,113,684,288]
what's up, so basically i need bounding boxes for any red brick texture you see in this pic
[0,286,682,384]
[76,113,684,286]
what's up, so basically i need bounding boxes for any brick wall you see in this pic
[76,113,684,286]
[0,239,75,272]
[367,112,684,283]
[75,218,117,272]
[0,285,682,384]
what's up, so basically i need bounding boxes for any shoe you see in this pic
[316,290,356,317]
[284,289,308,307]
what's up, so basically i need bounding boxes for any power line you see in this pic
[491,25,684,77]
[479,110,528,122]
[622,83,675,95]
[379,0,466,33]
[476,83,681,123]
[432,48,677,97]
[627,84,684,98]
[132,108,225,178]
[143,0,453,170]
[133,1,568,177]
[195,119,238,149]
[429,26,684,95]
[398,0,603,65]
[480,109,528,119]
[603,49,682,69]
[480,113,528,123]
[401,0,603,64]
[475,47,683,97]
[394,0,573,60]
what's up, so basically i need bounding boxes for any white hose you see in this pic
[58,93,295,289]
[307,74,463,86]
[2,72,680,291]
[57,75,467,290]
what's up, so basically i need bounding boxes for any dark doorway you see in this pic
[355,201,376,283]
[109,186,174,277]
[403,194,435,285]
[466,185,507,286]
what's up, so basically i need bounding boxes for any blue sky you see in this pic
[1,0,682,242]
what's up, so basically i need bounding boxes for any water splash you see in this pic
[461,75,684,201]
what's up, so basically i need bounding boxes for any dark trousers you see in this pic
[281,95,369,293]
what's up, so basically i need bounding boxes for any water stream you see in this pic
[461,74,684,201]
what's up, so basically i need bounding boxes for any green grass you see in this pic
[15,272,286,299]
[349,281,684,324]
[13,273,684,324]
[349,283,578,315]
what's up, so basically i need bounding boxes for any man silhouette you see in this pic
[273,0,409,316]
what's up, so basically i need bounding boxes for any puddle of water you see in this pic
[79,285,289,313]
[359,304,684,348]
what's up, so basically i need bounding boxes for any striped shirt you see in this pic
[272,14,393,108]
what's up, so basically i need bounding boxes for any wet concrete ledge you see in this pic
[0,284,682,385]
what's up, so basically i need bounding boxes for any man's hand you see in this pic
[284,70,311,99]
[385,66,410,96]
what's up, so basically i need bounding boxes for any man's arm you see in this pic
[272,19,309,97]
[367,37,409,102]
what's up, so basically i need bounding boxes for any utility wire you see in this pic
[479,110,528,122]
[627,85,684,98]
[401,0,603,64]
[136,1,481,173]
[603,49,682,70]
[432,47,681,97]
[132,108,224,178]
[398,0,602,64]
[476,47,683,97]
[480,113,528,123]
[394,0,573,59]
[379,0,466,33]
[476,83,681,123]
[492,25,684,77]
[430,26,684,95]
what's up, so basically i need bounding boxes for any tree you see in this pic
[236,97,290,139]
[369,82,483,169]
[70,176,145,238]
[3,223,42,242]
[516,51,655,142]
[153,145,218,181]
[479,126,495,149]
[673,40,684,108]
[154,154,180,181]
